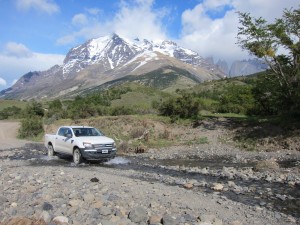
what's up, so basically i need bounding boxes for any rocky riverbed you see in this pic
[0,143,299,225]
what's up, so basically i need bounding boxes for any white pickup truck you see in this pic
[44,126,117,164]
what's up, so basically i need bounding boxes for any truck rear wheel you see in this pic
[48,144,55,156]
[73,148,82,164]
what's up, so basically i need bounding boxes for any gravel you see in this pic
[0,143,299,225]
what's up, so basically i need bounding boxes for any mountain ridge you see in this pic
[0,33,226,99]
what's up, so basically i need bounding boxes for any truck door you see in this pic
[56,127,73,154]
[60,128,74,154]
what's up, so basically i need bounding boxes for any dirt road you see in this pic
[0,121,29,150]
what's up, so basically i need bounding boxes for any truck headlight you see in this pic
[112,142,117,150]
[83,142,93,149]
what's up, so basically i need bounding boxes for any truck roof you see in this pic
[59,126,94,129]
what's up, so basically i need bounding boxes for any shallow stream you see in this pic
[4,146,300,219]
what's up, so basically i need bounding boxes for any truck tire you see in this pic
[73,148,82,164]
[48,144,56,156]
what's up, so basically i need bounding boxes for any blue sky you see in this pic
[0,0,299,90]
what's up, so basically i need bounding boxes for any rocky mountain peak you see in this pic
[1,33,226,99]
[62,33,220,72]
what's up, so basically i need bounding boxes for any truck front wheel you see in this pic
[73,148,82,164]
[48,144,55,157]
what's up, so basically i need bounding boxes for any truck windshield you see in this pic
[72,128,104,137]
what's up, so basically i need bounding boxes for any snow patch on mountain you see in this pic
[62,34,214,76]
[88,36,111,57]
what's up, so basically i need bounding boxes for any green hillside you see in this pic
[0,100,27,111]
[77,66,200,96]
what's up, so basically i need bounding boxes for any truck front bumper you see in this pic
[80,148,117,160]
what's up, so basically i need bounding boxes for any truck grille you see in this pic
[93,144,113,150]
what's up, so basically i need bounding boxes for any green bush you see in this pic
[110,106,135,116]
[250,72,299,116]
[46,99,66,120]
[18,116,44,139]
[217,84,255,114]
[158,93,201,119]
[0,106,22,120]
[23,100,44,117]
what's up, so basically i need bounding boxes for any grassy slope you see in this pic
[110,83,172,110]
[0,100,27,111]
[75,66,200,97]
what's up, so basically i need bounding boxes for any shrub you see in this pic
[0,106,22,120]
[23,100,44,117]
[217,84,255,114]
[110,106,135,116]
[158,93,201,119]
[18,116,44,139]
[46,99,66,120]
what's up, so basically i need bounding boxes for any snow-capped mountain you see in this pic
[1,33,225,99]
[62,33,223,75]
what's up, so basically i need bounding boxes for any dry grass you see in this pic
[44,115,213,153]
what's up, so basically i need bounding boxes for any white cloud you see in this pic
[4,42,33,58]
[0,77,7,86]
[16,0,59,14]
[111,0,168,40]
[0,43,64,89]
[57,0,169,45]
[179,0,300,64]
[0,52,64,75]
[72,13,88,27]
[56,0,299,65]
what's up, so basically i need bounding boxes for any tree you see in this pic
[46,99,65,119]
[19,100,44,139]
[217,84,255,114]
[0,106,22,120]
[18,116,44,138]
[237,7,300,114]
[23,100,44,117]
[158,93,201,119]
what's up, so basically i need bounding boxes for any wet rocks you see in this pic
[1,144,299,225]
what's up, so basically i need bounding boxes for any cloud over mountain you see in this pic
[0,77,7,86]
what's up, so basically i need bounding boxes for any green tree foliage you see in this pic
[0,106,22,120]
[46,99,66,120]
[237,7,300,115]
[23,100,44,117]
[217,84,255,114]
[158,93,201,119]
[251,73,284,115]
[18,116,44,139]
[18,100,44,138]
[66,86,132,119]
[110,106,135,116]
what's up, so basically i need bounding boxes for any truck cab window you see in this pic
[58,128,66,136]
